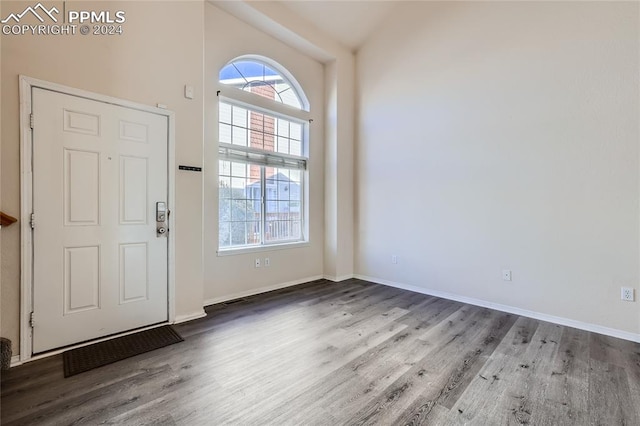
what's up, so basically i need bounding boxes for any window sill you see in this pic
[217,241,309,257]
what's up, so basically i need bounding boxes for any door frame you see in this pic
[19,75,176,362]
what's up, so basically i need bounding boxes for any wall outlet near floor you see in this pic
[621,287,635,302]
[391,255,398,264]
[502,269,512,281]
[255,258,261,268]
[264,257,270,267]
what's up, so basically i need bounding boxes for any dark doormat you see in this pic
[62,325,183,377]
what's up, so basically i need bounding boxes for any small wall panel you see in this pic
[64,246,100,315]
[63,109,100,136]
[64,149,100,226]
[119,120,148,143]
[119,243,149,304]
[120,156,148,224]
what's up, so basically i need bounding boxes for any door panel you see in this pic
[120,156,148,224]
[119,242,149,304]
[64,149,101,225]
[32,88,169,353]
[63,246,101,314]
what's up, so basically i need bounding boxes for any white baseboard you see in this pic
[10,355,22,368]
[203,275,325,307]
[174,310,207,324]
[355,274,640,344]
[323,274,355,282]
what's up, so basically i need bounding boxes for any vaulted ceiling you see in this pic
[278,1,399,51]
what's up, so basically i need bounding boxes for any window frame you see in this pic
[217,89,310,255]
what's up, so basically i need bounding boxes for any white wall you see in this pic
[356,1,640,336]
[1,0,206,354]
[202,3,326,302]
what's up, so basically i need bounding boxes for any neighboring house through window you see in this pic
[218,57,309,251]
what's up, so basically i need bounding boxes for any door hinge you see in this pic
[30,213,35,229]
[29,113,34,129]
[29,312,35,328]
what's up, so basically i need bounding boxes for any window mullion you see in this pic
[260,166,266,245]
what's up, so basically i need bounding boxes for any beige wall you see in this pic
[227,0,357,283]
[356,1,640,336]
[202,3,326,302]
[1,1,205,354]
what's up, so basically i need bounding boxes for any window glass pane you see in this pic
[276,137,290,154]
[219,102,232,124]
[289,169,301,182]
[290,140,302,156]
[278,169,291,179]
[232,106,247,127]
[246,200,259,221]
[218,198,231,221]
[219,60,304,110]
[231,162,248,178]
[230,222,248,246]
[290,122,302,141]
[218,222,230,248]
[231,126,247,147]
[219,63,244,82]
[219,160,231,176]
[246,221,261,244]
[219,123,231,144]
[276,119,289,138]
[230,177,247,192]
[249,125,265,151]
[278,201,290,216]
[247,81,276,101]
[219,176,231,193]
[263,167,302,244]
[224,102,304,158]
[231,200,247,221]
[219,161,262,249]
[277,181,290,200]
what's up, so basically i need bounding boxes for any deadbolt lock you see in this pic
[156,202,168,237]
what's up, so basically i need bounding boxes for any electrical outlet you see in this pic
[264,257,270,267]
[255,258,261,268]
[621,287,635,302]
[502,270,512,281]
[392,255,398,264]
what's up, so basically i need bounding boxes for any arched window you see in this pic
[218,57,309,251]
[219,59,306,110]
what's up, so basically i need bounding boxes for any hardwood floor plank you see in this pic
[588,357,640,425]
[451,321,567,425]
[224,299,463,425]
[528,326,590,425]
[343,307,505,425]
[2,279,638,425]
[3,365,176,425]
[388,310,517,426]
[443,316,540,424]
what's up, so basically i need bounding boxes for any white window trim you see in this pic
[217,241,310,257]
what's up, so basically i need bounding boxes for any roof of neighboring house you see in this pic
[246,172,298,189]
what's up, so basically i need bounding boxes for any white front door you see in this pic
[31,87,169,353]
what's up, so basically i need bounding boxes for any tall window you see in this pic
[218,58,308,251]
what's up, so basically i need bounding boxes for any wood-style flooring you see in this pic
[2,278,639,425]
